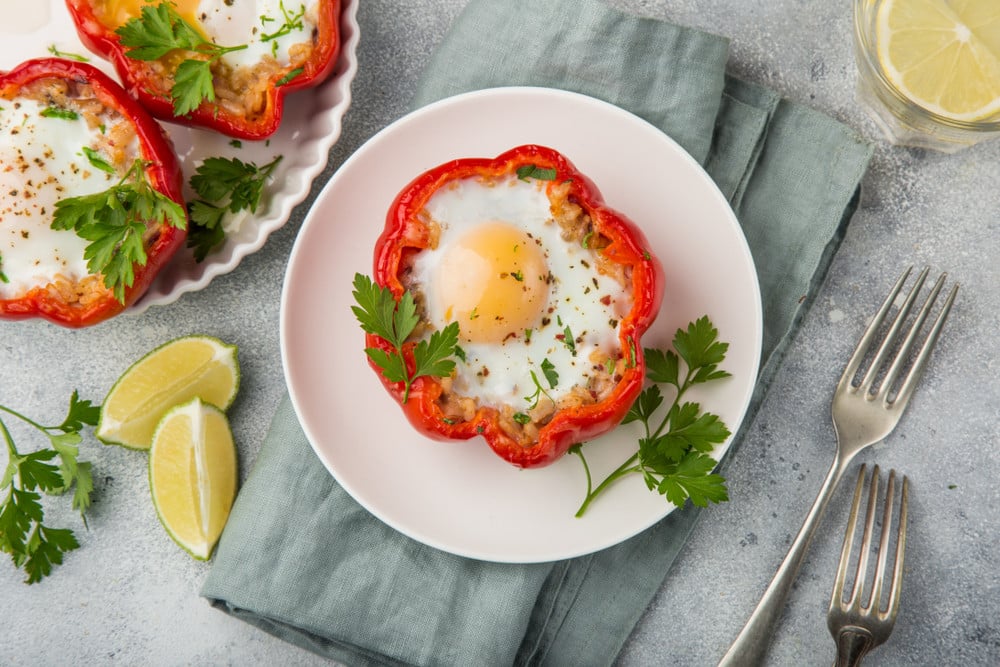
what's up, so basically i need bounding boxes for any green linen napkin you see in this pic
[201,1,873,665]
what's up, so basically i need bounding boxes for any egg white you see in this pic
[408,175,631,412]
[197,0,320,69]
[0,99,123,297]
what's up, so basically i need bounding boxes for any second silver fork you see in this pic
[718,267,957,666]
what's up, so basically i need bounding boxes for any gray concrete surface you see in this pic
[3,1,998,665]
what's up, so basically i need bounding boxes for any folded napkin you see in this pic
[201,1,873,665]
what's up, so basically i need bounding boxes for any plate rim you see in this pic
[281,85,763,563]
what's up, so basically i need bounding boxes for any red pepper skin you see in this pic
[369,145,665,469]
[0,58,185,328]
[64,0,341,140]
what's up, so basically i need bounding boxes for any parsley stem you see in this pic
[0,404,47,433]
[1,416,17,458]
[573,452,640,518]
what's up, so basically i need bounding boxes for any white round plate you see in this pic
[281,87,763,563]
[0,0,359,312]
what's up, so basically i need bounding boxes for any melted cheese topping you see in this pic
[0,99,119,297]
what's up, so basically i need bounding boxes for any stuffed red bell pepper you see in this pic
[0,58,186,328]
[65,0,341,139]
[364,144,664,468]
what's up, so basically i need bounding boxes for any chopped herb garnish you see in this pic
[516,164,557,181]
[81,146,116,175]
[40,107,79,121]
[524,358,558,410]
[47,45,90,62]
[512,413,531,425]
[229,140,242,149]
[511,270,524,282]
[454,345,467,363]
[562,325,576,354]
[275,67,304,86]
[260,1,306,42]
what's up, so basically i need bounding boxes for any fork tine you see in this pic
[857,267,929,393]
[883,474,909,620]
[879,273,947,400]
[892,281,959,410]
[849,465,881,608]
[838,267,913,393]
[867,470,897,612]
[831,464,868,610]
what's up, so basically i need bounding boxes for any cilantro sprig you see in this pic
[570,316,732,516]
[186,156,283,261]
[524,359,558,410]
[51,159,187,304]
[115,2,249,116]
[0,392,100,584]
[351,274,460,403]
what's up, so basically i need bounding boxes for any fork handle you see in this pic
[718,453,852,666]
[832,627,877,667]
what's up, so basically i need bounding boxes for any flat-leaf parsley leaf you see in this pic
[570,316,732,516]
[51,159,187,303]
[351,273,460,403]
[0,391,99,583]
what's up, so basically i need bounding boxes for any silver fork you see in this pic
[828,464,909,666]
[718,267,957,666]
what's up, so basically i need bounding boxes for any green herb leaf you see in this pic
[571,316,732,516]
[41,107,79,121]
[81,146,116,174]
[116,3,205,60]
[540,358,558,388]
[186,156,282,261]
[513,413,531,425]
[116,2,248,115]
[171,59,215,116]
[0,392,97,583]
[47,45,90,62]
[52,159,187,303]
[276,67,304,86]
[516,164,557,181]
[673,316,732,385]
[352,273,459,403]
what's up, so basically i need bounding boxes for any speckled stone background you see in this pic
[3,1,999,665]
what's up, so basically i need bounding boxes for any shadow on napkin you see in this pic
[202,1,873,665]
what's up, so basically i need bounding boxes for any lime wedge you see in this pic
[98,335,239,450]
[149,397,238,560]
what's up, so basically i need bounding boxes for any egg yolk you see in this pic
[98,0,202,29]
[433,221,549,343]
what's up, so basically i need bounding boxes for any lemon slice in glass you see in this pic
[149,397,238,560]
[98,335,239,450]
[877,0,1000,122]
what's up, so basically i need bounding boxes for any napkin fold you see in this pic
[201,1,873,665]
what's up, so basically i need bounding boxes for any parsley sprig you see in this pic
[116,2,249,116]
[186,156,283,261]
[117,1,308,115]
[570,316,732,516]
[351,274,460,403]
[0,392,100,584]
[51,159,187,304]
